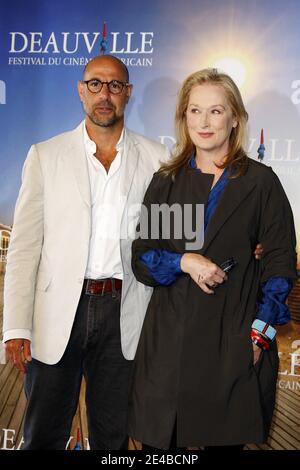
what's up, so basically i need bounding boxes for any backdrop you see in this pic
[0,0,299,451]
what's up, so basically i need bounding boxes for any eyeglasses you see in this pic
[82,79,129,95]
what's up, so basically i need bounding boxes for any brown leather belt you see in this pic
[84,278,122,295]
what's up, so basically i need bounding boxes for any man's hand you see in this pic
[252,343,262,365]
[4,339,32,373]
[254,243,263,260]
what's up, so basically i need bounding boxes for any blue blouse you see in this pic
[140,157,293,326]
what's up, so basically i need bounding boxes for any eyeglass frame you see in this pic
[81,78,130,95]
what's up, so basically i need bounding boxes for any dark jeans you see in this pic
[23,285,132,450]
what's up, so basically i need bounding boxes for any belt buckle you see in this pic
[84,278,118,297]
[85,279,107,297]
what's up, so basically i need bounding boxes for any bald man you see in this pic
[3,55,169,450]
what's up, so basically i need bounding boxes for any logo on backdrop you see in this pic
[0,80,6,104]
[7,28,154,68]
[278,339,300,391]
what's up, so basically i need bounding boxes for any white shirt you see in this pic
[84,124,126,280]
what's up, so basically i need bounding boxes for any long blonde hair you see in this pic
[159,68,249,178]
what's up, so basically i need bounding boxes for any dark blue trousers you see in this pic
[23,286,133,450]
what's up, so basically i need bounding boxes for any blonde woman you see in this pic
[128,69,297,450]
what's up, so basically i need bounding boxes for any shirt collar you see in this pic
[189,154,229,182]
[83,123,126,159]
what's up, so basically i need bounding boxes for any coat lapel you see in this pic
[69,122,91,208]
[201,173,257,254]
[167,166,213,252]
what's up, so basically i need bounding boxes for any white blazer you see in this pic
[3,122,169,364]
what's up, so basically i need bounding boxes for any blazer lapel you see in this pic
[68,124,138,211]
[69,122,91,208]
[120,129,139,200]
[201,174,257,254]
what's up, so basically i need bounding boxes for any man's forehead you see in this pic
[84,57,127,80]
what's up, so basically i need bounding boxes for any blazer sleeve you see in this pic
[131,172,167,287]
[258,169,297,284]
[3,145,44,336]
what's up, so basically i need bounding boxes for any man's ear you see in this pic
[126,84,133,102]
[77,80,84,102]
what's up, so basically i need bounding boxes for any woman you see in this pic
[128,69,297,450]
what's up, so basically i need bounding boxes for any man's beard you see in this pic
[87,101,123,128]
[88,111,123,127]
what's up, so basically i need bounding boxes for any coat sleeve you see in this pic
[258,169,297,284]
[140,249,183,285]
[131,172,168,287]
[3,145,44,336]
[255,276,293,325]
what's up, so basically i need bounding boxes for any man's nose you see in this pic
[98,82,110,98]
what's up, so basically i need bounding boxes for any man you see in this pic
[2,55,170,450]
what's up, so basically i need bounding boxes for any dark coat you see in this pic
[128,158,297,448]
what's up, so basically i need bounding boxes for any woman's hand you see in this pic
[180,253,227,294]
[254,243,263,260]
[252,343,262,365]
